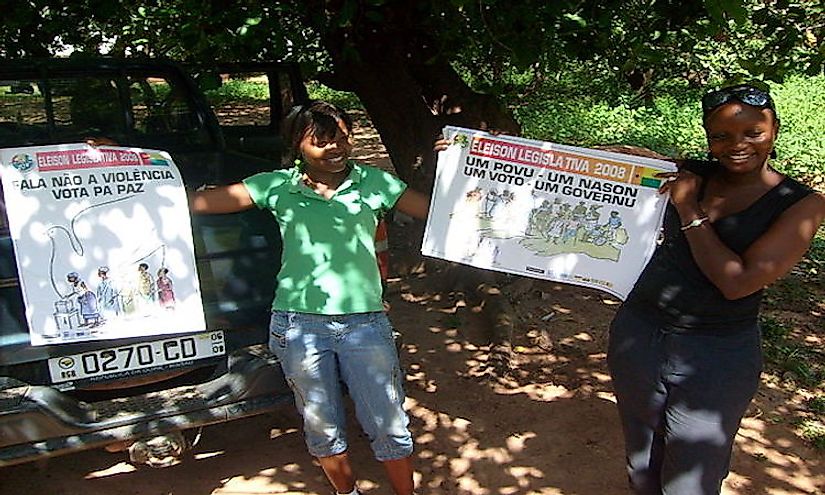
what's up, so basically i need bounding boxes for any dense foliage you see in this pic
[512,72,825,185]
[1,0,822,183]
[2,0,820,83]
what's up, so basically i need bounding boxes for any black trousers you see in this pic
[607,305,762,495]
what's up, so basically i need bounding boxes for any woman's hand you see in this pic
[433,128,510,153]
[433,138,451,153]
[85,137,119,147]
[657,169,704,217]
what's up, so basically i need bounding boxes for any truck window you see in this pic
[0,76,129,147]
[128,75,208,144]
[53,77,127,142]
[0,80,48,145]
[203,72,272,127]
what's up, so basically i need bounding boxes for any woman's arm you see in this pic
[667,172,825,299]
[393,136,462,220]
[189,183,256,214]
[83,138,256,215]
[394,189,430,220]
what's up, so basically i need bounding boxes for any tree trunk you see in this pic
[307,4,520,190]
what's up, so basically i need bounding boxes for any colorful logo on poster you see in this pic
[452,133,470,148]
[631,167,663,188]
[139,152,170,167]
[10,153,35,173]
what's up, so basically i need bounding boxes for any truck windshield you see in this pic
[0,72,211,150]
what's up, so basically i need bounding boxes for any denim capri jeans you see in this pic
[269,310,413,461]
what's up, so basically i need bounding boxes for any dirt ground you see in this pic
[1,122,823,494]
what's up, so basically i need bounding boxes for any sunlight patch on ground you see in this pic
[590,370,612,383]
[596,391,617,403]
[550,304,572,314]
[445,342,464,353]
[505,431,537,453]
[723,472,754,493]
[193,450,225,460]
[84,461,137,479]
[215,466,311,494]
[504,465,563,494]
[493,382,573,401]
[408,371,439,392]
[559,334,587,346]
[732,417,823,494]
[400,291,434,304]
[269,427,300,439]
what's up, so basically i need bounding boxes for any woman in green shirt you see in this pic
[191,101,429,495]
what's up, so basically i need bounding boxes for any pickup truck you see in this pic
[0,58,308,467]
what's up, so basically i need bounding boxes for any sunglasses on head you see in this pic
[701,85,775,116]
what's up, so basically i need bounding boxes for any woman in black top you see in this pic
[608,84,825,494]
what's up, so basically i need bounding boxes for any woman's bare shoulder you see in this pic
[780,189,825,226]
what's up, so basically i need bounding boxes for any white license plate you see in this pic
[48,331,226,384]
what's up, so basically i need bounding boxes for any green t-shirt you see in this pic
[243,162,407,315]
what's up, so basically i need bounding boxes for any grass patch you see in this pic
[514,88,705,158]
[762,314,825,451]
[204,79,269,103]
[764,226,825,312]
[798,419,825,449]
[806,396,825,415]
[760,316,824,389]
[199,78,368,122]
[511,72,825,184]
[797,226,825,279]
[306,82,364,112]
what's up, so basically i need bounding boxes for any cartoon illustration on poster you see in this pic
[422,126,677,299]
[0,143,206,346]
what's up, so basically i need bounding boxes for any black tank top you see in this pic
[625,175,813,332]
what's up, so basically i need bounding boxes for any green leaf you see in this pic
[751,6,769,24]
[703,0,725,23]
[718,0,748,24]
[563,13,587,28]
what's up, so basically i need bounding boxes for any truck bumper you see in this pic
[0,346,291,467]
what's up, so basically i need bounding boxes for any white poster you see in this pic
[422,127,676,299]
[0,143,206,346]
